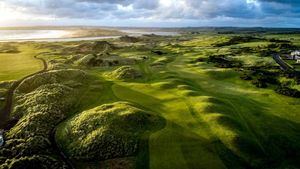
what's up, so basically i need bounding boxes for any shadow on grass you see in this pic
[165,72,300,168]
[204,95,300,168]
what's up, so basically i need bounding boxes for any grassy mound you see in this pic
[15,69,86,94]
[56,102,164,160]
[0,44,19,53]
[110,66,142,80]
[75,53,137,67]
[0,81,15,89]
[74,41,115,54]
[150,57,173,67]
[120,36,140,43]
[11,84,75,136]
[74,54,96,66]
[2,31,300,169]
[152,81,177,89]
[0,155,66,169]
[0,69,89,169]
[9,69,88,137]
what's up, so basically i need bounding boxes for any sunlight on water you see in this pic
[0,30,72,40]
[0,29,178,42]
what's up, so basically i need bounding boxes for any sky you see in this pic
[0,0,299,28]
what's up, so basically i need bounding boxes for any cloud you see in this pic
[2,0,161,19]
[1,0,300,27]
[258,0,300,5]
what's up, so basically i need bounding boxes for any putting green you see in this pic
[0,44,44,81]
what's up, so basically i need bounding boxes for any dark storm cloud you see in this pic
[258,0,300,5]
[182,0,260,18]
[258,0,300,17]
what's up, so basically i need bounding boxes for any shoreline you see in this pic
[0,35,122,43]
[0,28,179,42]
[0,29,124,42]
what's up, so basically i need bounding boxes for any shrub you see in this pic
[120,36,140,43]
[275,86,300,98]
[151,50,165,55]
[240,73,253,80]
[207,55,242,68]
[259,49,275,57]
[0,155,66,169]
[252,79,268,88]
[268,38,290,43]
[190,57,206,63]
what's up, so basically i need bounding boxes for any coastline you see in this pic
[0,28,179,42]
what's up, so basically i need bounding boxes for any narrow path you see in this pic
[0,52,75,168]
[272,54,293,71]
[0,52,48,129]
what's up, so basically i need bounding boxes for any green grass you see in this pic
[0,43,45,81]
[232,54,277,67]
[2,33,300,169]
[110,39,300,169]
[56,101,164,160]
[284,59,300,70]
[231,41,271,48]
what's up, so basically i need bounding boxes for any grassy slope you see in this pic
[110,36,300,169]
[50,34,300,169]
[2,33,299,169]
[0,43,44,81]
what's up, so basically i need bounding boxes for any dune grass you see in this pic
[56,101,164,161]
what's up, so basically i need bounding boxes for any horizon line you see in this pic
[0,25,300,29]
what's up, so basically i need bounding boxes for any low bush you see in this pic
[120,36,140,43]
[207,55,242,68]
[190,57,206,63]
[268,38,290,43]
[241,68,279,88]
[275,86,300,98]
[259,49,275,57]
[0,155,66,169]
[240,73,253,80]
[251,78,268,88]
[151,50,166,55]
